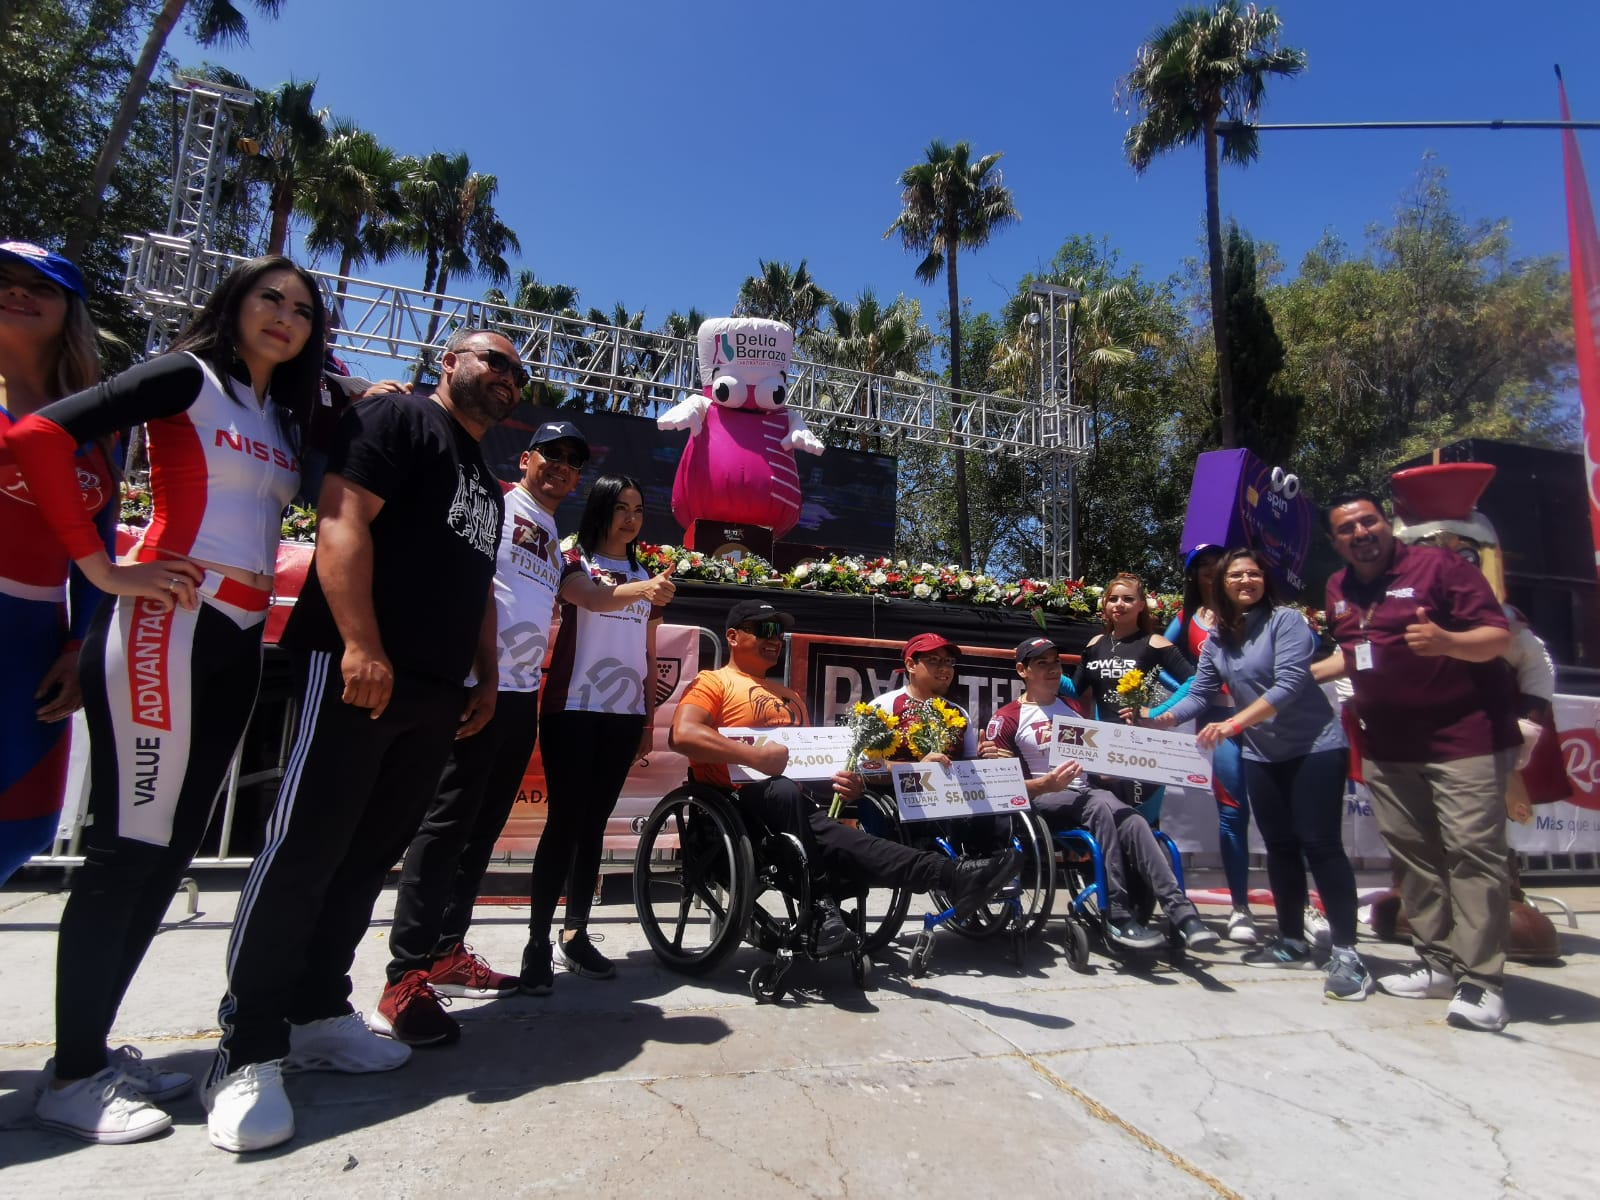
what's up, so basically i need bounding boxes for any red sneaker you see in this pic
[370,971,459,1047]
[426,942,520,999]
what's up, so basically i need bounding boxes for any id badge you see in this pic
[1354,642,1375,672]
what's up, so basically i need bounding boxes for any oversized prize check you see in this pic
[1047,715,1213,790]
[723,726,853,782]
[887,758,1030,822]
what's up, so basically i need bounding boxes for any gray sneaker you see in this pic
[1324,948,1374,1001]
[1242,937,1317,969]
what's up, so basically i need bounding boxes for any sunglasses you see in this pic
[457,346,529,388]
[739,620,785,639]
[537,446,586,469]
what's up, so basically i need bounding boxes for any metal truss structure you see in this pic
[1029,282,1083,580]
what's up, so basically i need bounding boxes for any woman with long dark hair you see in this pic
[10,255,325,1142]
[1058,571,1195,824]
[519,473,674,991]
[1159,545,1257,944]
[0,242,113,882]
[1154,548,1370,1000]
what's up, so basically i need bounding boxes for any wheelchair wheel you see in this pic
[937,811,1056,940]
[908,933,933,978]
[851,952,874,990]
[750,961,787,1004]
[633,785,755,975]
[843,790,913,954]
[1065,918,1091,974]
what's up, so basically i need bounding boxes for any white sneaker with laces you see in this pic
[1304,905,1332,950]
[1377,962,1455,999]
[206,1060,293,1153]
[1446,983,1508,1032]
[284,1012,412,1074]
[35,1066,172,1144]
[109,1044,194,1102]
[1226,907,1259,945]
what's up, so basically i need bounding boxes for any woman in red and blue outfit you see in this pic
[10,255,325,1144]
[0,241,114,883]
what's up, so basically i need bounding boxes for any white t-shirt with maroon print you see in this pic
[869,686,980,760]
[541,548,660,716]
[489,484,564,692]
[986,696,1086,802]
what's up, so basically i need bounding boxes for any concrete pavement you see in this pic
[1,871,1595,1198]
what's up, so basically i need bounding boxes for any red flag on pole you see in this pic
[1558,67,1600,578]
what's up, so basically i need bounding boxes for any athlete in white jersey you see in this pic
[9,257,325,1145]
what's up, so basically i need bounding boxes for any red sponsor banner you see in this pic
[1558,72,1600,578]
[127,597,174,731]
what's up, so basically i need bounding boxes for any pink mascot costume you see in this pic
[657,317,823,548]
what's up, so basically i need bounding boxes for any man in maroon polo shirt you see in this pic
[1314,489,1519,1032]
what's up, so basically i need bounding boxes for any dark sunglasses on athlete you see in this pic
[740,620,785,639]
[538,446,586,469]
[459,346,530,388]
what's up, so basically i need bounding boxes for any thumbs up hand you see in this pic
[1404,606,1453,656]
[641,569,677,606]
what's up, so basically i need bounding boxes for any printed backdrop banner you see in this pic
[1559,70,1600,577]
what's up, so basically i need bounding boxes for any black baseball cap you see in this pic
[726,599,795,632]
[1015,636,1060,664]
[528,420,589,460]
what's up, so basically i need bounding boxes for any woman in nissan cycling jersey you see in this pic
[0,242,113,883]
[520,473,673,991]
[10,255,325,1144]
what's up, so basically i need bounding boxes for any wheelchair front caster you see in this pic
[1065,918,1091,974]
[851,953,873,989]
[750,961,787,1004]
[909,933,934,978]
[1166,924,1187,960]
[1010,924,1027,968]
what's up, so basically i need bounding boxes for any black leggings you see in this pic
[527,709,644,942]
[1242,748,1359,947]
[55,595,264,1080]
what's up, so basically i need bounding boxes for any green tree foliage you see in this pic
[1,1,174,358]
[240,76,326,256]
[886,139,1020,569]
[733,259,833,336]
[1119,1,1306,450]
[1270,161,1577,503]
[297,116,408,302]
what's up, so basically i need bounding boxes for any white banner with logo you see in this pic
[1046,715,1213,791]
[888,758,1030,822]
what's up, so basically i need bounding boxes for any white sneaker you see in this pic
[35,1066,172,1144]
[205,1060,293,1153]
[1226,907,1259,945]
[1377,962,1455,999]
[109,1044,194,1102]
[284,1012,412,1074]
[1304,905,1332,951]
[1446,983,1508,1032]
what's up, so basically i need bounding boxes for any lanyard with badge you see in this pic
[1353,599,1378,671]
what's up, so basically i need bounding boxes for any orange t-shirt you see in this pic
[678,665,807,790]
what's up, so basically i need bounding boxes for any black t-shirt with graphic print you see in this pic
[284,391,503,686]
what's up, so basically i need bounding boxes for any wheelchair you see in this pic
[630,781,913,1003]
[890,805,1057,978]
[1051,825,1189,972]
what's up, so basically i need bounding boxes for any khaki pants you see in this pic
[1364,751,1514,988]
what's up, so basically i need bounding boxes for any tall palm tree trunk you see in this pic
[945,221,972,570]
[267,178,293,256]
[1204,114,1236,449]
[64,0,189,261]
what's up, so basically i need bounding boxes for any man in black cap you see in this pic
[671,601,1019,954]
[984,636,1219,952]
[369,418,665,1043]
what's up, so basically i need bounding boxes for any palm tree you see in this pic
[733,259,833,337]
[64,0,286,260]
[298,118,409,308]
[813,289,931,379]
[394,150,521,358]
[885,139,1019,569]
[241,78,327,256]
[1118,1,1305,449]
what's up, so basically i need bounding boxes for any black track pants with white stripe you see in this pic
[213,651,462,1077]
[54,596,263,1080]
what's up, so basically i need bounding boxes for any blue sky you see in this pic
[174,0,1600,336]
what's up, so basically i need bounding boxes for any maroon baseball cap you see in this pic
[1014,636,1060,664]
[903,632,958,660]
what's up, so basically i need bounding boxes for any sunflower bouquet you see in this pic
[901,696,968,760]
[1114,666,1168,715]
[828,702,902,817]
